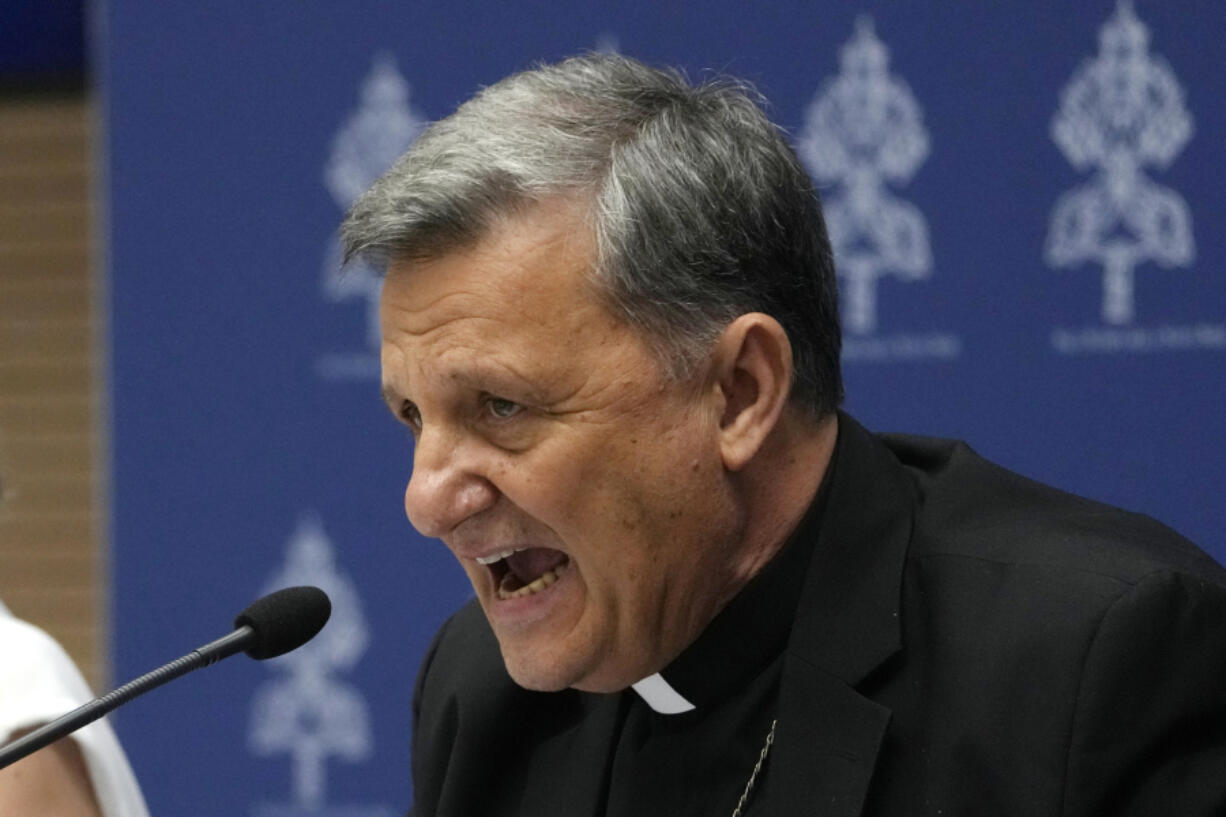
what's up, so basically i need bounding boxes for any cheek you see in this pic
[499,416,723,565]
[587,459,722,584]
[496,430,609,513]
[495,455,576,523]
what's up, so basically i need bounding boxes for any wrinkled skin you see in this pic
[378,198,756,693]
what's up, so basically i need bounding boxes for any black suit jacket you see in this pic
[409,415,1226,816]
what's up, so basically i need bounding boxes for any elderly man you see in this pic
[342,55,1226,816]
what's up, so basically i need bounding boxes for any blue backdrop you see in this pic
[100,1,1224,814]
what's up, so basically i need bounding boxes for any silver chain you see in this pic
[730,718,777,817]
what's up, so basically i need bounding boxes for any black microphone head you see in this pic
[234,586,331,660]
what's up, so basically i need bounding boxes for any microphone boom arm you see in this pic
[0,585,329,771]
[0,625,256,771]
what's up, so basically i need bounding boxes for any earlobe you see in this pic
[714,314,794,472]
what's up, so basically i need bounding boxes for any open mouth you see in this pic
[477,547,571,600]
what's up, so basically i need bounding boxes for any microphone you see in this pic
[0,585,330,770]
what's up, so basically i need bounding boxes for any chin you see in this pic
[501,645,647,694]
[500,650,578,692]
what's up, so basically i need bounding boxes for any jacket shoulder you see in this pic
[412,600,525,752]
[410,600,596,815]
[410,601,516,813]
[879,431,1226,587]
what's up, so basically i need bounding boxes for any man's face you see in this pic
[379,199,746,693]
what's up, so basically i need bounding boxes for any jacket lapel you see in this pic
[513,690,624,815]
[762,413,916,815]
[757,655,892,816]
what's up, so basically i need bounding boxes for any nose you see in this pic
[404,427,498,538]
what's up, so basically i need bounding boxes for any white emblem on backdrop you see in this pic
[317,54,428,380]
[1047,1,1223,354]
[799,16,959,362]
[249,515,394,817]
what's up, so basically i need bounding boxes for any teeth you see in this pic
[475,547,522,565]
[497,561,569,600]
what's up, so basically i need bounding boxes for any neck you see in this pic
[728,409,838,587]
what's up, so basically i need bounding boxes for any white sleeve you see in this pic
[0,605,151,817]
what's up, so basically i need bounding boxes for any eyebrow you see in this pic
[378,364,554,414]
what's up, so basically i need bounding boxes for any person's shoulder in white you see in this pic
[0,599,151,817]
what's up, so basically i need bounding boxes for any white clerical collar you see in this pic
[630,672,696,714]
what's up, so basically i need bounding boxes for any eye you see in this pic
[485,396,522,420]
[399,401,422,430]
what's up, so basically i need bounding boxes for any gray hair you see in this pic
[341,53,842,416]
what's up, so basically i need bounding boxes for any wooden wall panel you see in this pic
[0,94,104,689]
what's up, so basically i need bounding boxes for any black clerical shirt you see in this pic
[602,474,829,816]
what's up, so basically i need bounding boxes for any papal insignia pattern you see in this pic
[1047,0,1194,327]
[317,54,428,379]
[799,17,957,362]
[248,515,394,817]
[799,16,932,338]
[1045,2,1221,354]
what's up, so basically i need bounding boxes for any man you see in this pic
[342,54,1226,816]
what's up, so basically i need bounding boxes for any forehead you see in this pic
[385,204,598,329]
[378,198,640,390]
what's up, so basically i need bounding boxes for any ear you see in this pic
[710,313,794,472]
